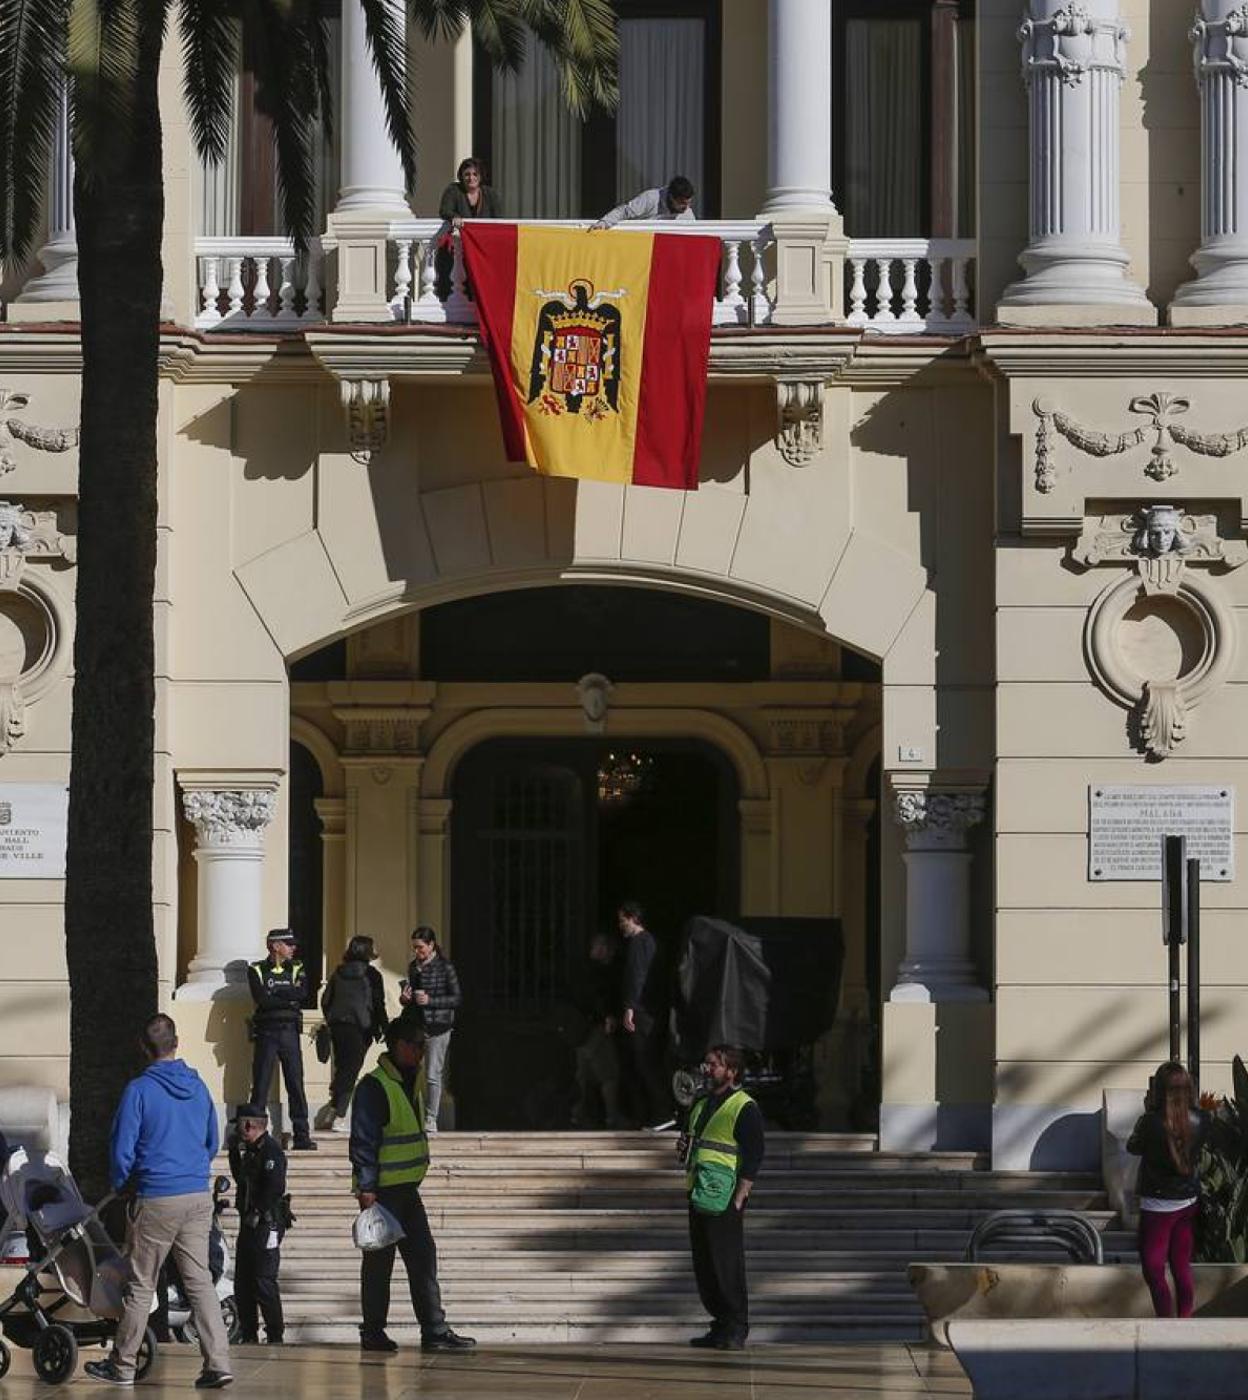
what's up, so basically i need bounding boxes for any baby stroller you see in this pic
[0,1145,157,1384]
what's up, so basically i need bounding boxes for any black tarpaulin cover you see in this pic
[673,915,843,1058]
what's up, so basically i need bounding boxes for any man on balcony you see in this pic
[591,176,696,230]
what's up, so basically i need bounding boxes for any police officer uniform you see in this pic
[228,1104,289,1344]
[348,1019,474,1354]
[248,929,316,1150]
[683,1081,765,1350]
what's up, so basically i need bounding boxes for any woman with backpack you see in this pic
[321,936,389,1132]
[1127,1061,1210,1318]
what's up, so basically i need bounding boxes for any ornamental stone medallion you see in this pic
[0,500,74,757]
[1074,503,1245,759]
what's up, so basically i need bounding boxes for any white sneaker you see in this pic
[426,1122,439,1136]
[331,1117,351,1134]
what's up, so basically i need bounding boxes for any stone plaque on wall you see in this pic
[0,783,68,878]
[1089,785,1234,881]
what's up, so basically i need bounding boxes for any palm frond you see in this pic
[408,0,467,46]
[0,0,69,260]
[67,0,143,183]
[355,0,415,191]
[462,0,526,72]
[514,0,617,118]
[176,0,238,166]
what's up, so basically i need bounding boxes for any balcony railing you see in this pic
[192,226,979,336]
[844,238,977,334]
[385,219,775,328]
[195,237,325,329]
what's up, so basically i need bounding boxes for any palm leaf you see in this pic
[177,0,238,166]
[461,0,526,71]
[517,0,617,117]
[66,0,142,183]
[408,0,468,46]
[0,0,69,260]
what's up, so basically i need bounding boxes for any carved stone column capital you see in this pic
[182,789,278,850]
[893,790,986,850]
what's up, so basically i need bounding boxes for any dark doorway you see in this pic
[450,737,738,1129]
[288,743,324,997]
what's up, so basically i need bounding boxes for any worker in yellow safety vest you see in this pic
[348,1014,476,1356]
[678,1044,765,1350]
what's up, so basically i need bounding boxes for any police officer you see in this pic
[348,1014,475,1355]
[678,1045,764,1351]
[228,1103,289,1345]
[248,929,316,1151]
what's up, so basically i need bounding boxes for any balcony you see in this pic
[193,222,978,337]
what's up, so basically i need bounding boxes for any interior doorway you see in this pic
[449,736,738,1129]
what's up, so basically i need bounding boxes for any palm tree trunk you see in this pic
[65,24,165,1199]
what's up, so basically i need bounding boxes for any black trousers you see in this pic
[251,1025,309,1140]
[329,1023,370,1116]
[688,1202,748,1341]
[360,1184,446,1339]
[628,1022,670,1124]
[234,1222,284,1342]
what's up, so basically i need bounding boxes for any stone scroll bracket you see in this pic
[341,378,391,464]
[775,380,826,466]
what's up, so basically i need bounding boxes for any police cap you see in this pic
[266,928,298,948]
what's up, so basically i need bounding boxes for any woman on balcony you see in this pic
[439,157,503,228]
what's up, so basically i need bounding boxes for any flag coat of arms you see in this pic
[462,224,722,490]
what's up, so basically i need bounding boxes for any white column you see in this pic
[999,0,1154,323]
[176,787,278,999]
[761,0,835,213]
[18,85,78,305]
[335,0,409,212]
[890,790,987,1004]
[1172,2,1248,322]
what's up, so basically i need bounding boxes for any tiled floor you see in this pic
[0,1341,972,1398]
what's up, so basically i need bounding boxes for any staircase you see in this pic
[225,1131,1130,1344]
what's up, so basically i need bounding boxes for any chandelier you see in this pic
[596,750,655,806]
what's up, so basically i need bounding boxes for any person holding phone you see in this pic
[1127,1061,1210,1318]
[399,928,461,1134]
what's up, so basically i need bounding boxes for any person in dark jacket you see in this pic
[438,157,503,227]
[349,1014,475,1355]
[571,931,625,1129]
[1127,1061,1210,1318]
[228,1103,289,1345]
[678,1045,764,1350]
[618,900,670,1127]
[399,927,461,1134]
[321,936,389,1132]
[248,928,316,1150]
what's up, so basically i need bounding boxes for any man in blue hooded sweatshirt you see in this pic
[85,1014,233,1390]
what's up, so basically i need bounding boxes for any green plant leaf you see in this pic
[0,0,69,259]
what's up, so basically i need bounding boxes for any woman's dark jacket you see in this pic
[1127,1109,1210,1201]
[405,951,462,1036]
[438,182,503,220]
[321,961,388,1040]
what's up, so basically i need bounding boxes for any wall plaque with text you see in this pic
[1088,785,1234,881]
[0,784,68,878]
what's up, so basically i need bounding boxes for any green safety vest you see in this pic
[357,1055,429,1191]
[685,1088,752,1215]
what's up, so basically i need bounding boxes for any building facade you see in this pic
[0,0,1245,1168]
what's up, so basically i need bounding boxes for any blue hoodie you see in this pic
[109,1059,219,1197]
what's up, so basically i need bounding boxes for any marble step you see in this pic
[277,1271,914,1298]
[277,1317,928,1344]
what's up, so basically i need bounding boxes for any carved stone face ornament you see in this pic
[1076,502,1243,760]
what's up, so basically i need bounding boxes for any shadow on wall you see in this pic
[1141,0,1200,309]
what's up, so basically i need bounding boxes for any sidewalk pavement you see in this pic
[0,1342,972,1397]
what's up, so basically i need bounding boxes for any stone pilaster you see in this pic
[176,782,278,999]
[1172,2,1248,323]
[890,788,988,1003]
[11,85,79,320]
[999,0,1154,325]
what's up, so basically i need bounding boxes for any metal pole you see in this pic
[1187,856,1201,1092]
[1163,835,1186,1064]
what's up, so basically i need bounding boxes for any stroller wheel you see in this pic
[0,1337,10,1378]
[32,1324,77,1384]
[221,1296,241,1345]
[135,1327,158,1380]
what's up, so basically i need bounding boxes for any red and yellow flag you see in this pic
[462,224,721,490]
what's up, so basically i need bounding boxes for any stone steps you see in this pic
[224,1130,1121,1343]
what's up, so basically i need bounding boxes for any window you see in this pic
[833,0,975,238]
[474,1,721,220]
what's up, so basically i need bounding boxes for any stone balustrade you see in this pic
[845,239,977,334]
[194,237,324,329]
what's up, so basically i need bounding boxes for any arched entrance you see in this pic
[449,736,739,1129]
